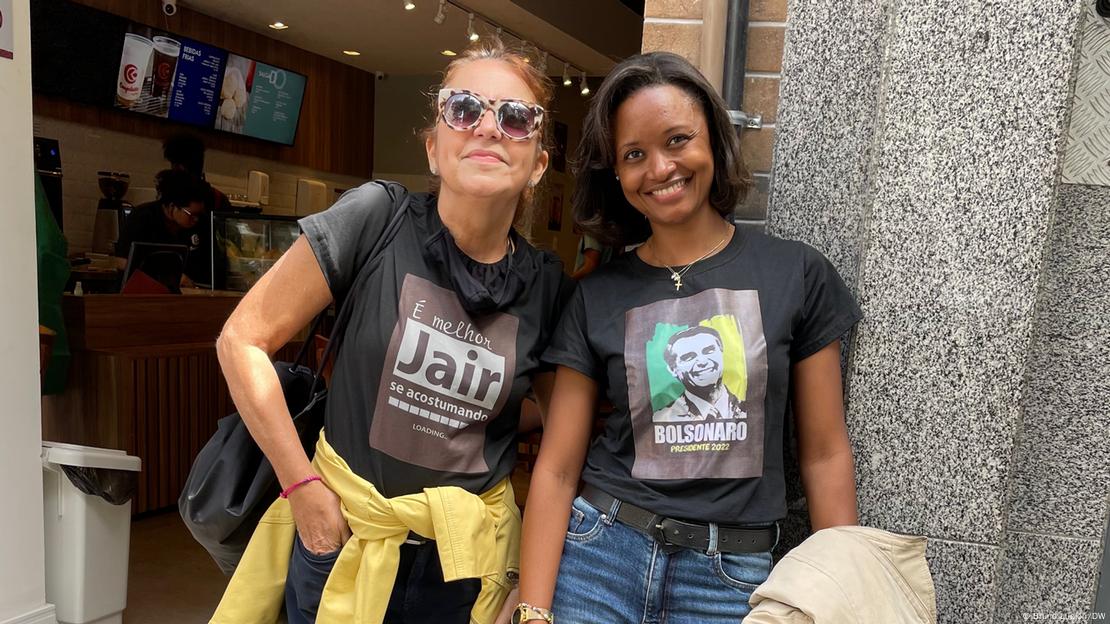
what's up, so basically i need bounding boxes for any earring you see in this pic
[615,174,620,181]
[527,180,536,188]
[430,165,438,176]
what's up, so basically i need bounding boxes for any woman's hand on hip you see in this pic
[289,480,352,555]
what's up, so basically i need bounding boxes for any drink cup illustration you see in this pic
[116,34,153,107]
[151,36,181,98]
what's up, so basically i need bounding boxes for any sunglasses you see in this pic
[437,88,545,141]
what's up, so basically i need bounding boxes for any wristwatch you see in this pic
[511,603,555,624]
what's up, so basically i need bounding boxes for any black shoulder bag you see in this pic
[179,182,410,575]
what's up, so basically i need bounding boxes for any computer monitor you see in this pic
[122,242,189,294]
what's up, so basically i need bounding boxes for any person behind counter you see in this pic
[163,132,233,214]
[115,168,210,287]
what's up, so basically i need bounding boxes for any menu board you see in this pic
[216,54,306,145]
[110,23,304,145]
[168,39,226,126]
[113,24,223,123]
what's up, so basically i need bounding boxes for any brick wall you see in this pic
[642,0,786,225]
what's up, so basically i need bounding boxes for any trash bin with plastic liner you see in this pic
[42,442,141,624]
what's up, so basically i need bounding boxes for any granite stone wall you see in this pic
[994,182,1110,621]
[768,0,1102,621]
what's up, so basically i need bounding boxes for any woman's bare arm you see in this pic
[216,235,350,552]
[792,340,859,530]
[518,366,598,612]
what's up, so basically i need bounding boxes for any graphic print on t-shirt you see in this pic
[370,274,519,473]
[624,288,768,480]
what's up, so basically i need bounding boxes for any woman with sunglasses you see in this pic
[513,52,862,624]
[213,41,567,624]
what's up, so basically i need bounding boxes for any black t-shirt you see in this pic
[542,229,862,524]
[300,182,570,497]
[117,201,211,285]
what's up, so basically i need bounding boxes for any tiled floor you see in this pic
[124,511,230,623]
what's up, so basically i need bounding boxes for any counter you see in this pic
[62,290,240,349]
[41,292,313,514]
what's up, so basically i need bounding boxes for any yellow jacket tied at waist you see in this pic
[210,431,521,624]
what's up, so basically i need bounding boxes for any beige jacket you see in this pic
[745,526,937,624]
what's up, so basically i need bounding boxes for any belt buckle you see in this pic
[655,517,703,552]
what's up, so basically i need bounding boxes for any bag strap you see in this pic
[292,313,325,368]
[308,182,412,393]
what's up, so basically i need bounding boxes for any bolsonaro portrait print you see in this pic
[624,289,768,480]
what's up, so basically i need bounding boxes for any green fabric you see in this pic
[36,174,70,395]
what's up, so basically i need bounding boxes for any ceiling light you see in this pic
[268,21,289,30]
[467,13,479,42]
[404,1,416,10]
[562,64,572,86]
[441,49,457,56]
[433,0,446,24]
[342,50,361,56]
[580,71,590,96]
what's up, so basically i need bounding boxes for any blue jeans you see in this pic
[284,533,480,623]
[552,496,775,624]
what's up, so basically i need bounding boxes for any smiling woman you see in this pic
[211,39,571,624]
[569,52,748,249]
[613,85,717,228]
[422,44,553,244]
[516,52,863,624]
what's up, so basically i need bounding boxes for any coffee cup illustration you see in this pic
[116,34,154,107]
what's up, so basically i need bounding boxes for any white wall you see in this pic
[33,117,369,254]
[0,0,55,622]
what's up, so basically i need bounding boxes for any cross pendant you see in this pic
[672,274,682,291]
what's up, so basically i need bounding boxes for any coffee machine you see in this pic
[92,171,132,255]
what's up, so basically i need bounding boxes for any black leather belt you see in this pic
[404,531,431,545]
[580,484,777,554]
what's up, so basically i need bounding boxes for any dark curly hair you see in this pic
[572,52,750,247]
[155,169,208,209]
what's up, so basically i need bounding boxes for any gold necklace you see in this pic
[652,226,732,291]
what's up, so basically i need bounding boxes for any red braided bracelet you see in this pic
[280,475,322,499]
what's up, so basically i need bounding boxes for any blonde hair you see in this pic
[422,38,555,224]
